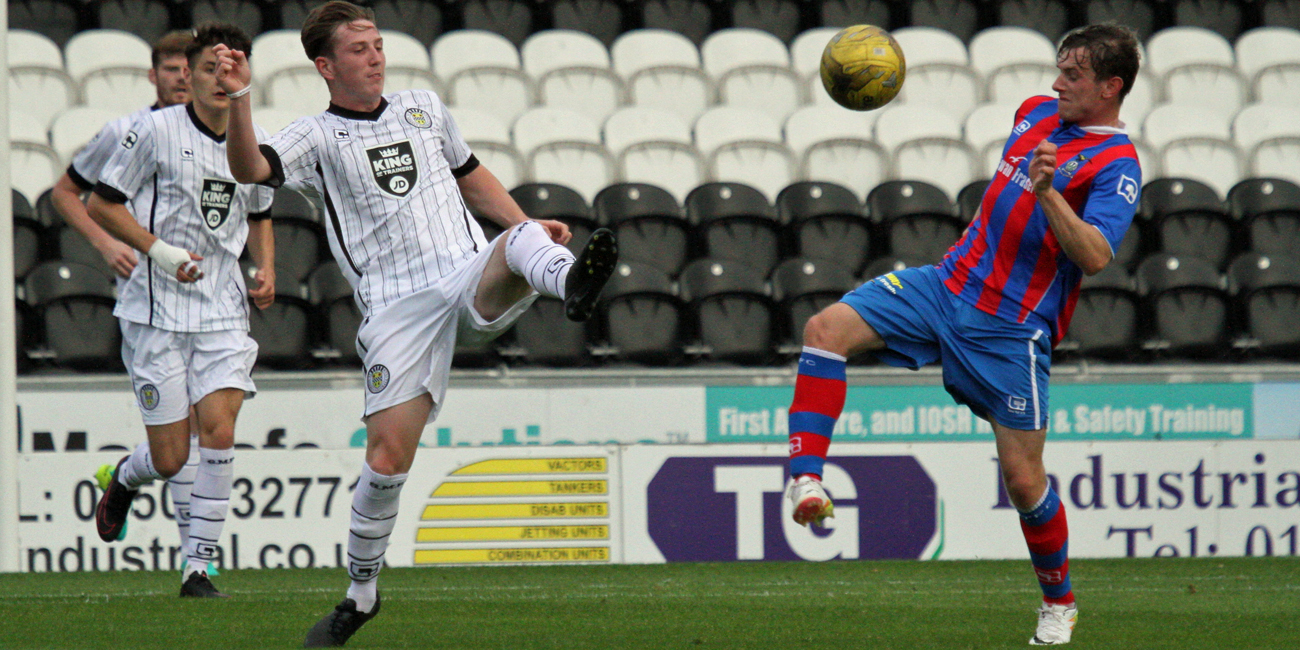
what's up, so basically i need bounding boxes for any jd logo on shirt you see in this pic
[366,140,418,197]
[201,178,235,230]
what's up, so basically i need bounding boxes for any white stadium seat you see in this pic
[1130,138,1160,179]
[986,65,1057,105]
[875,104,976,201]
[263,69,332,115]
[963,103,1021,176]
[1119,71,1158,133]
[968,27,1056,77]
[81,73,157,115]
[522,30,624,124]
[702,28,802,122]
[1163,64,1247,120]
[434,30,533,126]
[9,110,50,149]
[64,29,153,113]
[1145,26,1235,78]
[611,29,712,124]
[1144,104,1241,198]
[450,107,525,190]
[1235,28,1300,107]
[254,109,307,136]
[694,106,795,201]
[50,107,121,165]
[512,108,614,202]
[603,107,702,202]
[1142,104,1232,149]
[1232,103,1300,151]
[9,29,64,69]
[891,27,969,68]
[784,105,887,201]
[8,31,74,130]
[789,27,842,80]
[380,30,439,95]
[251,30,309,84]
[10,109,61,200]
[897,65,981,121]
[1249,137,1300,187]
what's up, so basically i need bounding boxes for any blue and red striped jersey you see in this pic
[937,96,1141,345]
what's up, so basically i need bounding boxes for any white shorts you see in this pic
[357,239,536,423]
[120,320,258,426]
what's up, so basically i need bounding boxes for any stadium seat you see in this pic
[891,30,979,120]
[1164,63,1247,121]
[450,107,525,191]
[640,0,716,45]
[1262,0,1300,28]
[784,106,887,201]
[368,0,446,47]
[380,30,439,95]
[731,0,803,42]
[308,261,360,365]
[790,28,843,82]
[64,30,155,114]
[891,27,969,69]
[1234,27,1300,92]
[777,181,873,274]
[272,218,324,285]
[1171,0,1246,41]
[13,209,46,280]
[245,262,314,370]
[611,29,712,125]
[15,299,33,374]
[875,104,977,201]
[254,109,306,136]
[686,182,782,273]
[770,256,858,345]
[1119,72,1158,130]
[522,30,624,124]
[513,108,614,203]
[603,107,703,204]
[1143,104,1242,198]
[9,0,82,47]
[1058,263,1142,359]
[1136,252,1232,358]
[963,103,1022,176]
[862,254,936,279]
[701,28,802,122]
[1232,104,1300,153]
[53,224,112,280]
[190,0,267,39]
[434,30,532,126]
[96,0,177,44]
[8,30,75,129]
[1113,223,1145,271]
[1227,177,1300,256]
[509,297,592,366]
[461,0,537,47]
[994,0,1071,41]
[1146,27,1236,79]
[1243,43,1300,107]
[601,261,685,364]
[956,179,989,222]
[907,0,981,42]
[1083,0,1158,40]
[1139,177,1234,268]
[263,69,332,115]
[549,0,626,46]
[1228,251,1300,357]
[595,183,691,275]
[679,258,777,364]
[969,27,1057,78]
[1248,137,1300,186]
[23,260,122,370]
[867,180,961,264]
[34,189,60,229]
[11,142,61,208]
[250,29,306,86]
[818,0,894,31]
[509,183,597,256]
[694,106,795,202]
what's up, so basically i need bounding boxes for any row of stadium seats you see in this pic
[13,0,1300,48]
[16,247,1300,373]
[15,174,1300,284]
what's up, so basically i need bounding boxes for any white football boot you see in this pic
[786,475,834,526]
[1029,603,1078,645]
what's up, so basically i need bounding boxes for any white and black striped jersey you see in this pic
[94,103,275,333]
[66,104,156,193]
[259,89,485,317]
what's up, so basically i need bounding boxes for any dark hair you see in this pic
[151,30,193,68]
[1057,24,1141,102]
[301,0,377,60]
[186,22,253,66]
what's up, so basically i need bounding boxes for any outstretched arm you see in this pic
[51,173,137,277]
[1029,141,1113,276]
[214,44,272,184]
[456,165,571,245]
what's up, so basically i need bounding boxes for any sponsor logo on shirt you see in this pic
[365,140,418,197]
[201,178,236,230]
[1014,120,1031,135]
[122,131,138,149]
[181,148,194,160]
[1116,174,1139,204]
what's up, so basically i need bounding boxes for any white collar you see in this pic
[1080,120,1127,135]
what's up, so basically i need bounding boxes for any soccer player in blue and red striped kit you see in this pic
[786,24,1142,645]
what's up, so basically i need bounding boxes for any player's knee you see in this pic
[803,312,846,355]
[1001,469,1043,507]
[153,452,186,478]
[200,423,236,449]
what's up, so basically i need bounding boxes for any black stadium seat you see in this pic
[687,182,782,275]
[1172,0,1247,40]
[1084,0,1158,40]
[1059,263,1142,359]
[994,0,1071,40]
[1228,178,1300,258]
[189,0,269,40]
[778,181,872,275]
[868,180,962,265]
[23,261,122,371]
[861,255,935,280]
[679,258,776,364]
[549,0,627,46]
[15,300,34,374]
[956,180,988,223]
[271,217,325,285]
[97,0,177,44]
[770,257,857,346]
[13,214,47,280]
[509,297,592,366]
[818,0,895,31]
[1139,178,1235,269]
[1136,253,1231,358]
[595,183,691,276]
[601,261,685,365]
[9,0,84,47]
[510,183,597,257]
[730,0,803,42]
[1228,252,1300,358]
[461,0,536,46]
[308,261,362,365]
[641,0,716,44]
[908,0,981,42]
[55,224,113,280]
[244,262,314,369]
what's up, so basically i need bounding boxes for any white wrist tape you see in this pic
[226,84,252,100]
[148,239,199,279]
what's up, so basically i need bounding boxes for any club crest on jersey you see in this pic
[366,140,418,197]
[404,107,432,129]
[1058,154,1088,178]
[138,384,160,410]
[367,364,390,393]
[201,178,236,229]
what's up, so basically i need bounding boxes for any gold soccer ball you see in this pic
[819,25,907,111]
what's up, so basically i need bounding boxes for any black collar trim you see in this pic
[327,98,388,121]
[186,103,226,143]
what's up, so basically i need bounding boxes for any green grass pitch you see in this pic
[2,557,1297,649]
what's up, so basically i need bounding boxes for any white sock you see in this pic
[118,440,163,489]
[504,220,573,299]
[169,435,199,553]
[345,462,407,613]
[186,447,233,576]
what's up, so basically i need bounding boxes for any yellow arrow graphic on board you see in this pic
[431,480,608,497]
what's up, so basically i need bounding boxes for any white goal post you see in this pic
[2,8,21,572]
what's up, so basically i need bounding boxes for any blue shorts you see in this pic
[841,265,1051,431]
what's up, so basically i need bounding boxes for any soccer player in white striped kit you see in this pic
[216,1,618,644]
[88,23,277,598]
[51,30,214,567]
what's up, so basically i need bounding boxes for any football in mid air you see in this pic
[819,25,907,111]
